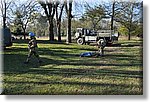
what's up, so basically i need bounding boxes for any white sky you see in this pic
[0,0,143,26]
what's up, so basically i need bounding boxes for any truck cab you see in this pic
[75,28,97,45]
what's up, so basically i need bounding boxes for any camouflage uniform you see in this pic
[97,39,106,56]
[25,37,41,63]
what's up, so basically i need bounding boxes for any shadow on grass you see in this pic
[2,78,143,95]
[13,39,67,45]
[26,67,143,79]
[4,42,142,73]
[4,47,28,52]
[4,52,143,79]
[3,43,143,95]
[3,79,141,93]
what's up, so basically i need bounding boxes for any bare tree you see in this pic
[55,1,64,42]
[11,0,38,39]
[84,3,105,30]
[0,0,12,28]
[110,1,115,31]
[38,0,56,41]
[115,1,141,40]
[103,0,124,30]
[65,0,73,43]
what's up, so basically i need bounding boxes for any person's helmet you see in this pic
[29,32,35,37]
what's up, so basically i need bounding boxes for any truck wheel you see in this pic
[77,38,84,45]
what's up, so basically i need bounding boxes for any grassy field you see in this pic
[2,38,143,95]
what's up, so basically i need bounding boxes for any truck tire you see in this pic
[77,38,84,45]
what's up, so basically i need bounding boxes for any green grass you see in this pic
[2,39,143,95]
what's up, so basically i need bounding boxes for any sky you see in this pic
[72,0,142,18]
[72,0,112,19]
[0,0,143,26]
[0,0,102,26]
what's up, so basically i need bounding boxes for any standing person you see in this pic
[24,32,42,64]
[97,39,106,56]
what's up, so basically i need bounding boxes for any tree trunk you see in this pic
[57,22,61,42]
[3,16,6,28]
[55,3,64,42]
[66,2,72,43]
[128,11,133,40]
[111,1,115,30]
[128,18,131,40]
[128,29,131,40]
[66,16,71,43]
[48,18,54,41]
[3,2,7,28]
[93,23,96,31]
[22,25,27,39]
[39,2,56,42]
[23,29,26,39]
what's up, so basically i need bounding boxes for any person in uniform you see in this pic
[24,32,42,64]
[97,39,106,56]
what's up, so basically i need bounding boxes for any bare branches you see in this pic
[38,0,56,19]
[10,0,39,39]
[38,0,58,41]
[55,1,64,21]
[0,0,14,28]
[114,1,142,40]
[83,2,105,30]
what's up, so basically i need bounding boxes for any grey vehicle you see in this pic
[75,28,118,45]
[0,27,12,47]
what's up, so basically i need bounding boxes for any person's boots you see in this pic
[38,60,42,63]
[38,58,42,63]
[101,49,104,57]
[24,58,29,64]
[24,61,29,64]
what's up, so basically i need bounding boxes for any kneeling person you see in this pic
[97,39,106,56]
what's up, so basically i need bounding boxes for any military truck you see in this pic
[0,27,12,48]
[75,28,118,45]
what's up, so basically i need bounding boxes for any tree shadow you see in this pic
[4,47,28,52]
[12,39,68,45]
[3,51,142,79]
[3,40,143,95]
[12,39,29,44]
[3,41,143,69]
[3,50,143,95]
[3,78,142,95]
[37,40,68,45]
[3,43,142,71]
